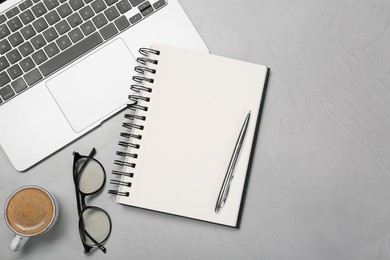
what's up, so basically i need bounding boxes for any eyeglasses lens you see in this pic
[75,158,105,194]
[81,208,111,246]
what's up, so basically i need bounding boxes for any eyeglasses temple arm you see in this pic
[78,148,97,174]
[84,229,107,254]
[73,148,97,215]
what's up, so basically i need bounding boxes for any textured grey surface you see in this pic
[2,0,390,259]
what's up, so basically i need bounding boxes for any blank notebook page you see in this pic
[117,44,269,227]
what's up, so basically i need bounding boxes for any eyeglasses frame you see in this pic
[73,148,112,254]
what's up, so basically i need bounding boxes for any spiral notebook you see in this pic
[109,44,270,227]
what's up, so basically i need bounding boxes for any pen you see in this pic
[215,111,251,213]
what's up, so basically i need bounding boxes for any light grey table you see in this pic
[2,0,390,259]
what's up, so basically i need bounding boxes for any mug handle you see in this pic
[10,235,29,251]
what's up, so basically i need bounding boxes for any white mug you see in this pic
[4,186,59,251]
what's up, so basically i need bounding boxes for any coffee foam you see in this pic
[6,187,54,236]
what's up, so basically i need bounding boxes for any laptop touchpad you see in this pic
[46,38,135,133]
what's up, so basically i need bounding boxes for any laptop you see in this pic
[0,0,208,171]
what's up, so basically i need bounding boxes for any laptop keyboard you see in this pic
[0,0,166,105]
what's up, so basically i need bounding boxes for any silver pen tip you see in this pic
[215,200,225,213]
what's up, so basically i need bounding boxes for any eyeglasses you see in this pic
[73,148,112,254]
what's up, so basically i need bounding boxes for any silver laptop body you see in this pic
[0,0,208,171]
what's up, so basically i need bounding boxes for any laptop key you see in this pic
[19,0,34,11]
[129,13,141,24]
[55,20,71,35]
[0,39,11,54]
[33,17,49,32]
[5,7,20,19]
[32,49,48,65]
[31,34,47,49]
[39,32,103,76]
[0,24,11,40]
[129,0,144,7]
[6,49,22,64]
[79,5,95,21]
[24,68,43,85]
[92,13,107,28]
[153,0,166,10]
[19,41,34,56]
[100,22,118,40]
[31,3,48,18]
[68,27,84,43]
[138,1,153,17]
[0,71,11,87]
[114,15,130,31]
[19,56,35,72]
[44,42,60,57]
[8,32,24,47]
[20,24,36,40]
[105,6,119,21]
[0,85,15,101]
[67,13,83,27]
[80,20,96,36]
[56,35,72,50]
[42,27,59,42]
[43,0,60,10]
[19,9,35,25]
[69,0,84,11]
[45,10,61,25]
[12,78,28,93]
[7,17,23,32]
[57,3,72,18]
[91,0,107,14]
[104,0,119,6]
[0,56,10,71]
[116,0,131,14]
[7,64,23,79]
[0,14,6,24]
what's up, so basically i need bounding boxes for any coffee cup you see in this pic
[4,186,59,251]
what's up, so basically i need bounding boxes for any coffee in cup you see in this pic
[4,186,59,251]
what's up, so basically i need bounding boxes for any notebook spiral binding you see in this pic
[108,47,160,197]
